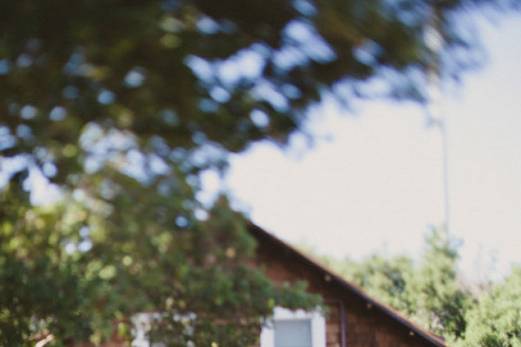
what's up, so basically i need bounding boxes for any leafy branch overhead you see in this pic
[1,0,513,182]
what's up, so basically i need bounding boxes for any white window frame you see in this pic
[260,307,326,347]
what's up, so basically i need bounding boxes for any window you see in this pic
[260,308,326,347]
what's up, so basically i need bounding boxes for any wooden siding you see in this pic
[253,229,444,347]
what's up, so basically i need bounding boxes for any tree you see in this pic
[1,0,513,185]
[0,0,517,345]
[317,228,473,341]
[311,230,521,346]
[407,229,472,341]
[0,183,320,346]
[319,253,415,314]
[459,267,521,347]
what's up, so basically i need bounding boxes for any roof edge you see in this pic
[247,222,447,347]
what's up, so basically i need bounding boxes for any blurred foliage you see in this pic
[458,267,521,347]
[314,228,521,345]
[0,183,320,346]
[318,228,472,341]
[407,229,472,340]
[318,251,415,313]
[1,0,520,345]
[1,0,519,186]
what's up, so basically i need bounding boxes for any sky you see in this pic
[203,13,521,282]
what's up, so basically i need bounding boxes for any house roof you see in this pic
[247,222,447,347]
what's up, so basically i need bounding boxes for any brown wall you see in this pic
[254,237,439,347]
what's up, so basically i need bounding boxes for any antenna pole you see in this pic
[426,8,450,233]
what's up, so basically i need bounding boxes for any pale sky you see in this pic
[205,14,521,282]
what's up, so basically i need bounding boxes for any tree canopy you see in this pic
[315,228,521,346]
[318,228,472,341]
[1,0,514,184]
[1,0,519,346]
[460,268,521,347]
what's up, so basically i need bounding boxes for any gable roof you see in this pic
[248,222,447,347]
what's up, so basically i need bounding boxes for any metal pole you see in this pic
[440,108,450,233]
[426,9,450,233]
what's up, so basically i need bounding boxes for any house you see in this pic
[249,223,446,347]
[115,222,447,347]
